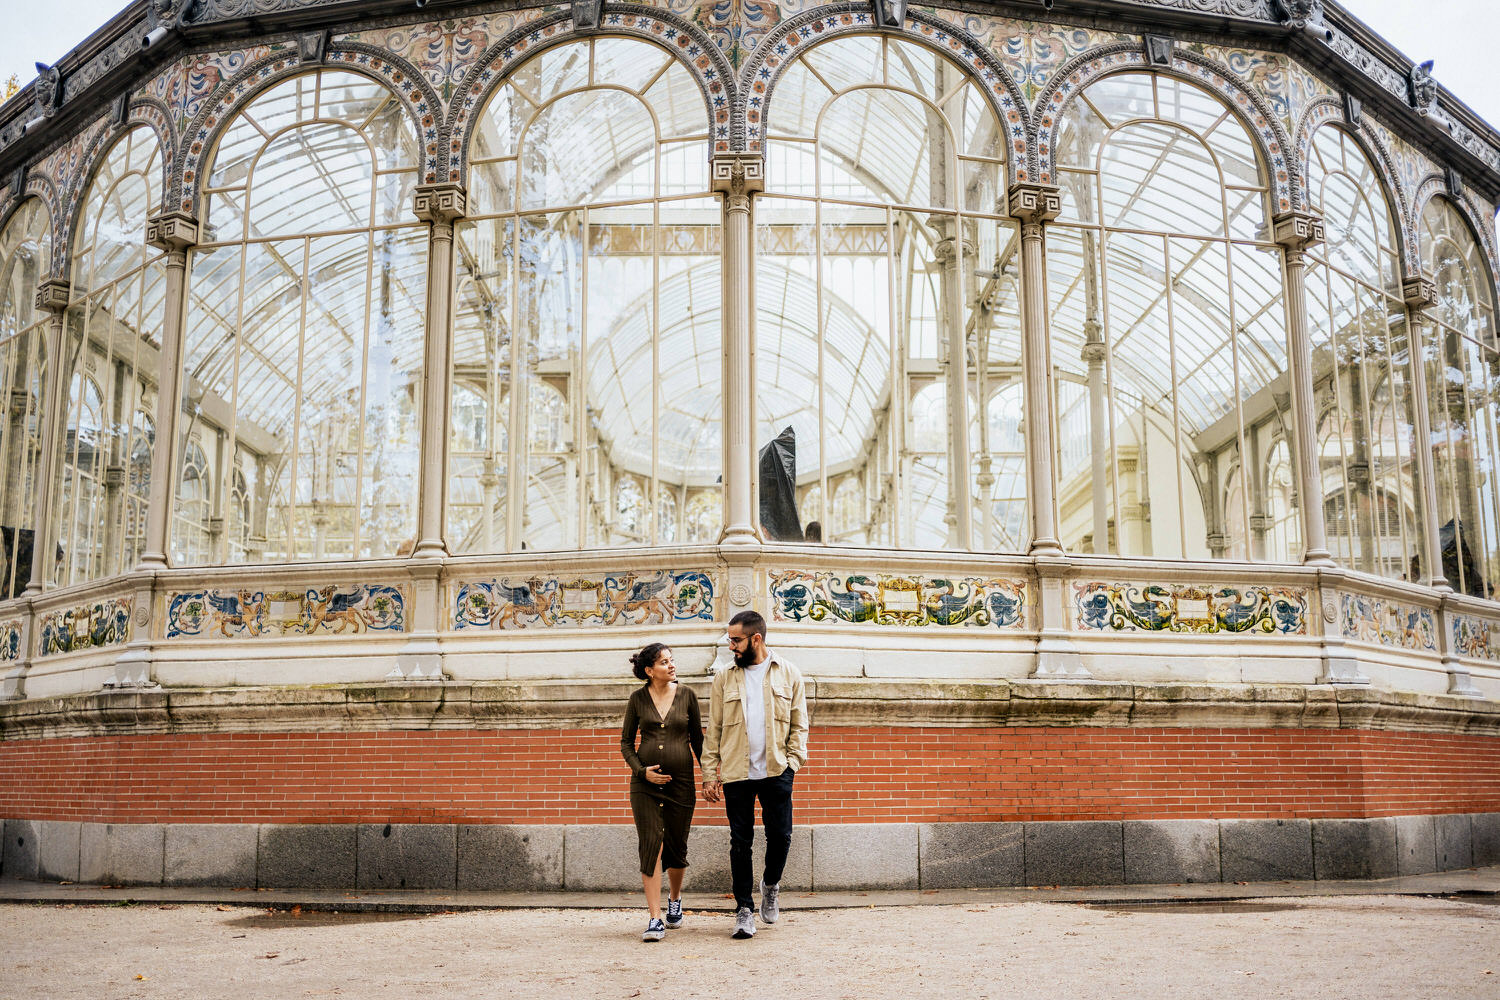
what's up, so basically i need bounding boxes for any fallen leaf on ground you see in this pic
[216,905,233,912]
[135,975,146,981]
[260,953,280,960]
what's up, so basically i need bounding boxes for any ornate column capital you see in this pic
[35,279,70,314]
[1402,272,1438,310]
[412,183,468,225]
[1006,182,1062,225]
[1271,210,1325,251]
[145,212,201,253]
[711,153,765,197]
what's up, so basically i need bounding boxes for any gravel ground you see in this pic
[2,895,1497,999]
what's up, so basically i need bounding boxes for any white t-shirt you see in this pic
[741,659,769,780]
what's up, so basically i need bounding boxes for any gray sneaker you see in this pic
[732,906,755,939]
[760,880,780,924]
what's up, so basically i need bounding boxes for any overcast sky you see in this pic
[1,1,1497,131]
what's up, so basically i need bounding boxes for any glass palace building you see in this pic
[0,0,1498,889]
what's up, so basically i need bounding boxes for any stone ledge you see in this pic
[1,680,1498,741]
[5,815,1496,891]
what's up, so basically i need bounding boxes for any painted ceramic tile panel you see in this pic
[336,8,553,96]
[694,0,784,67]
[165,584,407,639]
[1452,614,1500,662]
[926,11,1131,101]
[0,620,20,661]
[1072,582,1308,634]
[1182,43,1293,128]
[38,597,132,656]
[140,45,279,129]
[1338,592,1437,651]
[769,570,1027,628]
[453,570,717,629]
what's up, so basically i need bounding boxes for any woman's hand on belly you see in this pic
[644,764,672,785]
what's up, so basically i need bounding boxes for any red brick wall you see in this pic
[1,727,1497,824]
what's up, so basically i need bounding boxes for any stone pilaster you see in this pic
[1272,210,1334,569]
[1007,183,1084,678]
[712,154,765,612]
[410,183,467,562]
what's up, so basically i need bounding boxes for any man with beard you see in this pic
[701,609,809,939]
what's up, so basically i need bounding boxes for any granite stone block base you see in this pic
[357,824,457,890]
[1313,818,1398,880]
[257,824,356,890]
[918,822,1023,888]
[1436,814,1473,870]
[458,824,563,891]
[37,821,81,882]
[1124,820,1220,884]
[1219,818,1314,881]
[680,824,812,894]
[1474,813,1500,867]
[166,823,257,887]
[0,814,1494,891]
[2,818,39,880]
[1025,821,1123,886]
[79,823,165,886]
[1394,815,1437,876]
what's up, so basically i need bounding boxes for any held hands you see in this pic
[644,765,672,785]
[702,779,722,803]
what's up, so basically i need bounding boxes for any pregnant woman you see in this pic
[620,642,703,941]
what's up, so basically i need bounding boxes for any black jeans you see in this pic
[722,766,795,912]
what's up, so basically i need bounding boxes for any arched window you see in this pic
[182,70,426,564]
[57,374,106,583]
[1419,197,1500,596]
[174,440,212,564]
[1049,72,1285,560]
[1264,437,1302,561]
[615,474,647,541]
[831,476,865,543]
[0,198,51,597]
[1304,126,1421,580]
[684,488,720,543]
[125,410,153,568]
[56,126,164,585]
[758,35,1020,551]
[451,38,719,553]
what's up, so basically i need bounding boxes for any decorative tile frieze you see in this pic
[1338,592,1437,651]
[38,597,132,656]
[1073,582,1308,634]
[164,585,407,639]
[770,570,1027,628]
[452,570,717,629]
[0,620,20,661]
[1451,614,1500,662]
[924,10,1133,104]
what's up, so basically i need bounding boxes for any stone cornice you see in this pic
[1,679,1496,741]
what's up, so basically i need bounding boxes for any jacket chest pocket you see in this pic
[722,688,744,722]
[771,685,791,722]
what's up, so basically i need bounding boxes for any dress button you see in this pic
[658,745,664,750]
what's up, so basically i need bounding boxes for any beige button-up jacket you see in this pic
[700,649,809,784]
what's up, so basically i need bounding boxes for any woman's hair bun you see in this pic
[631,642,668,681]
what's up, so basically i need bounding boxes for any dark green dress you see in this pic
[620,684,703,875]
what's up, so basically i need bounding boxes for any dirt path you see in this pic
[3,895,1497,999]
